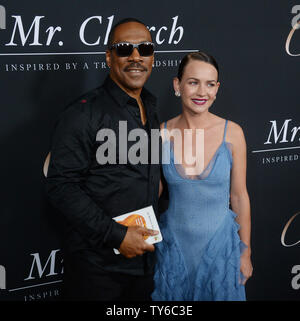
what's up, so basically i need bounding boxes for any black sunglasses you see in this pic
[109,41,155,57]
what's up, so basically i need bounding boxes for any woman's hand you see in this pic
[240,249,253,285]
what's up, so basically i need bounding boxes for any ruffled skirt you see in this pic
[152,209,246,301]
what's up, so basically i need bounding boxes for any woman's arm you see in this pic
[229,121,253,284]
[158,122,166,198]
[159,179,163,198]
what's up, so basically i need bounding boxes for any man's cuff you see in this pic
[105,220,128,249]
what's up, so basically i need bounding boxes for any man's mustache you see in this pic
[124,63,147,72]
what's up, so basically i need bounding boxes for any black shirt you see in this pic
[45,76,161,276]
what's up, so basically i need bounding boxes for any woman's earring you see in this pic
[175,91,181,97]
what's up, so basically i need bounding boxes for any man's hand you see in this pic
[118,226,159,258]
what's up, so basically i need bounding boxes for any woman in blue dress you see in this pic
[152,52,253,301]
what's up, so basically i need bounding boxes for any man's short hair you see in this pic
[107,17,152,49]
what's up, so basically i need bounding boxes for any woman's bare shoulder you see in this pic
[226,120,245,144]
[160,115,181,130]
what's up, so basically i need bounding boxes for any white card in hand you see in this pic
[112,205,162,255]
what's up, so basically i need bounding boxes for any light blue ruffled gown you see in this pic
[152,120,247,301]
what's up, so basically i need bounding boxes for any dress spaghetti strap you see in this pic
[223,120,228,142]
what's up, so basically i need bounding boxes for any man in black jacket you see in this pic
[45,18,161,301]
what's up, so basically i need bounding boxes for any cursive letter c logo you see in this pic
[281,212,300,247]
[286,21,300,57]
